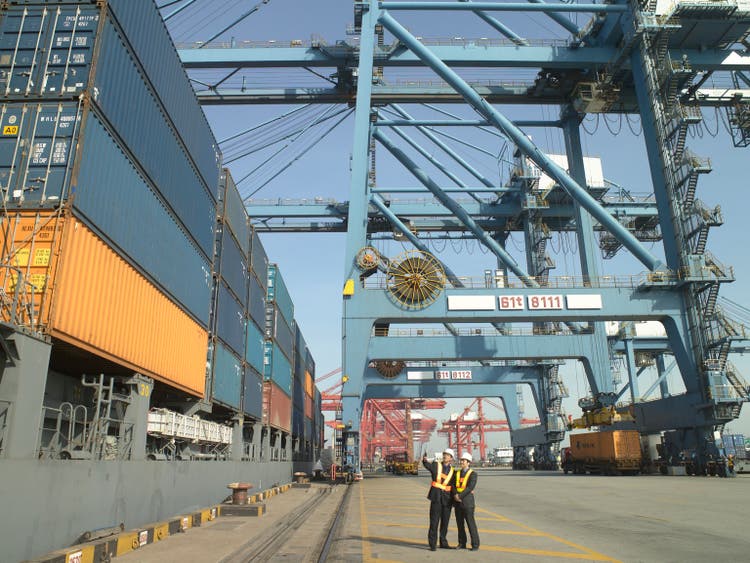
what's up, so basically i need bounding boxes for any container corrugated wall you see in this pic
[304,395,313,420]
[292,407,304,437]
[248,272,265,330]
[215,281,246,357]
[220,170,249,256]
[211,341,243,410]
[245,319,264,375]
[49,217,208,395]
[263,341,292,396]
[106,0,221,195]
[93,18,216,256]
[73,108,212,327]
[217,226,247,303]
[263,381,291,432]
[292,373,304,412]
[244,365,263,420]
[267,263,293,322]
[250,230,268,290]
[266,304,294,361]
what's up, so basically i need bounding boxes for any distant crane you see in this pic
[439,398,539,461]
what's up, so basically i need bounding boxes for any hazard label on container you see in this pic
[66,551,83,563]
[3,125,18,135]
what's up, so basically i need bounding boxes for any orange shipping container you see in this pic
[570,430,642,463]
[263,381,292,432]
[305,371,314,397]
[0,212,208,395]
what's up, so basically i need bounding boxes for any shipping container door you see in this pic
[0,102,83,205]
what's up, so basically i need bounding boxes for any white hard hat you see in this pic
[460,452,473,462]
[443,448,455,458]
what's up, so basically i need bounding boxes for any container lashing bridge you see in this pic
[177,0,750,476]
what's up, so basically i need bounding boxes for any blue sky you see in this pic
[166,0,750,447]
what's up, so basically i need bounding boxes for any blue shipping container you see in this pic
[0,7,98,98]
[94,18,216,257]
[304,417,313,441]
[74,110,212,326]
[0,102,82,205]
[250,230,268,289]
[245,319,265,375]
[215,281,246,357]
[248,272,265,331]
[293,406,304,437]
[267,304,294,362]
[218,226,248,305]
[107,0,221,195]
[221,170,250,257]
[267,264,294,323]
[293,372,304,411]
[212,341,243,410]
[263,341,292,396]
[244,365,263,420]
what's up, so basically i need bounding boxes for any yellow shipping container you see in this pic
[570,430,642,462]
[1,211,208,396]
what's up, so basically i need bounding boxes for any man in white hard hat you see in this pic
[453,451,480,551]
[422,448,456,550]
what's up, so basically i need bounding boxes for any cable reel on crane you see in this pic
[386,250,445,309]
[373,360,406,379]
[355,246,389,274]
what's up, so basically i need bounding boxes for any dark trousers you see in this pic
[428,501,452,548]
[455,505,479,548]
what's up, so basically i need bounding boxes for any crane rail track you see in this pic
[219,483,352,563]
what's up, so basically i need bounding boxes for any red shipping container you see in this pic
[263,381,292,432]
[304,395,314,420]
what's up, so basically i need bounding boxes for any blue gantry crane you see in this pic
[177,0,750,475]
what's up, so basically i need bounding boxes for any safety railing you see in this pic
[0,266,41,332]
[372,326,591,337]
[363,271,680,290]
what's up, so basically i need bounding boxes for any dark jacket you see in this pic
[423,458,455,504]
[453,468,477,510]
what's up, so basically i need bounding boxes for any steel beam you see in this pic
[378,10,666,272]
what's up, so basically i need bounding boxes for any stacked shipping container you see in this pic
[262,263,295,432]
[0,2,218,394]
[0,1,324,458]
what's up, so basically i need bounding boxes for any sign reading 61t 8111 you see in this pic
[528,295,564,310]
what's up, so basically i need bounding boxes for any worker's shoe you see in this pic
[470,546,479,551]
[457,544,467,549]
[439,544,454,549]
[429,546,436,552]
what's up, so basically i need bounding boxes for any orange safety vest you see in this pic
[455,469,473,493]
[431,463,454,492]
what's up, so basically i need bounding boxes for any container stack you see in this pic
[314,388,324,459]
[209,169,263,419]
[292,326,308,454]
[0,1,220,396]
[262,264,294,433]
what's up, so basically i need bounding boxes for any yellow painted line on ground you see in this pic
[478,544,620,561]
[360,486,374,562]
[367,521,543,536]
[365,509,424,517]
[476,507,622,563]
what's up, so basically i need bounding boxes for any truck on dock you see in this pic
[563,430,642,475]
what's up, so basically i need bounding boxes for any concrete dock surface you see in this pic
[118,469,750,562]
